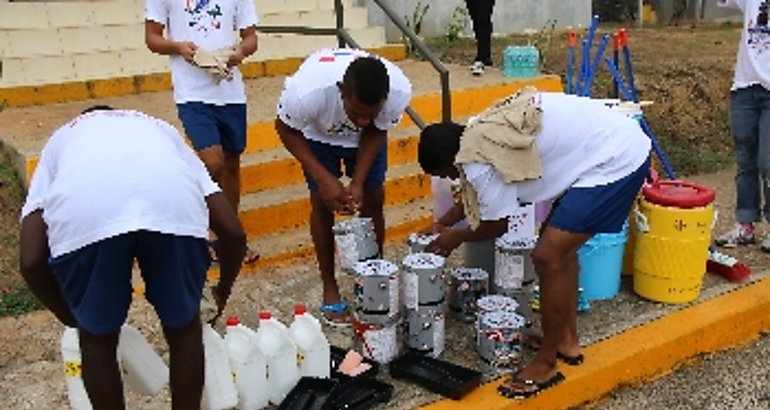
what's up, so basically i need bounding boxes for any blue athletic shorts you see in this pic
[548,156,651,234]
[303,138,387,191]
[177,102,247,154]
[49,230,211,335]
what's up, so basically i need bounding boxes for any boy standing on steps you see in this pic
[275,48,412,326]
[145,0,260,263]
[19,107,247,409]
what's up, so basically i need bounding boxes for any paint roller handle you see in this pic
[582,33,611,96]
[568,31,578,48]
[612,32,621,99]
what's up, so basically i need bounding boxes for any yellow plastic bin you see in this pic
[633,180,715,304]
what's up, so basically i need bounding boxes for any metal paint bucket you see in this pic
[477,311,526,367]
[407,233,439,254]
[403,305,445,358]
[493,237,536,293]
[354,259,399,318]
[354,321,399,365]
[402,252,446,309]
[448,268,489,322]
[333,217,379,273]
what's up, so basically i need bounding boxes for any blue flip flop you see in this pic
[320,301,352,328]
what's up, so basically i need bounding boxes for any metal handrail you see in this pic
[256,0,452,128]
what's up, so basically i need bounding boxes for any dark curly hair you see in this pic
[418,122,465,174]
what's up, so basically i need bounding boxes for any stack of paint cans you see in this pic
[493,237,537,326]
[352,259,400,364]
[333,217,379,273]
[407,232,439,254]
[401,252,446,358]
[475,294,527,371]
[448,268,489,322]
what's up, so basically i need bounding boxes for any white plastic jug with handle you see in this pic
[224,316,269,410]
[202,323,238,410]
[288,304,330,379]
[255,311,300,405]
[60,327,93,410]
[117,324,169,396]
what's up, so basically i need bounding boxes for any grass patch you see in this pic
[0,284,43,318]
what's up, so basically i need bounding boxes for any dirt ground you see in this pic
[2,23,770,409]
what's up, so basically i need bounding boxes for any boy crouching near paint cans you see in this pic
[417,87,651,399]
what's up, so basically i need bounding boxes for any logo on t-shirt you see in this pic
[185,0,224,35]
[748,1,770,53]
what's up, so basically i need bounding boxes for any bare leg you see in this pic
[310,191,341,305]
[79,328,124,409]
[221,151,242,211]
[164,315,204,410]
[501,226,589,393]
[359,186,385,256]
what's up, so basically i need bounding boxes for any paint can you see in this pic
[333,217,379,273]
[448,268,489,322]
[407,232,439,254]
[403,305,445,358]
[402,252,446,309]
[354,259,400,318]
[353,320,399,365]
[493,237,536,293]
[477,311,526,368]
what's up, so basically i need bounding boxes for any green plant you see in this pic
[527,19,558,73]
[0,284,43,318]
[444,6,469,44]
[403,1,430,56]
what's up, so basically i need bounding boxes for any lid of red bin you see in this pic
[642,180,715,208]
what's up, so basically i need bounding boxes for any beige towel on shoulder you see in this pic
[455,86,544,228]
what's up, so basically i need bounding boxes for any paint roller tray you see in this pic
[278,377,338,410]
[330,345,379,379]
[388,352,482,400]
[324,377,394,410]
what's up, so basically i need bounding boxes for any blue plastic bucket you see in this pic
[578,222,629,300]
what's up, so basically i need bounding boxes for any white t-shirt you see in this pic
[277,48,413,148]
[462,92,651,222]
[145,0,259,104]
[718,0,770,91]
[21,110,221,258]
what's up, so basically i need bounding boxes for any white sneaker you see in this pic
[470,61,485,76]
[714,223,756,248]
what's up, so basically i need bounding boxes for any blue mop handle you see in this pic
[580,38,590,95]
[582,33,610,96]
[567,31,577,94]
[619,29,638,102]
[603,57,634,101]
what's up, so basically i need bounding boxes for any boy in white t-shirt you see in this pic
[275,48,412,325]
[417,91,651,398]
[19,107,247,409]
[715,0,770,252]
[145,0,260,263]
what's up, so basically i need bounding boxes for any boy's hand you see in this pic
[176,41,198,63]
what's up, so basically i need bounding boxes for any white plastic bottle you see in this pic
[254,311,300,405]
[118,324,169,396]
[288,304,331,379]
[60,327,93,410]
[224,316,269,410]
[202,323,238,410]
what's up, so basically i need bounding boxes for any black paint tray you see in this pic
[388,352,482,400]
[329,345,379,379]
[324,377,394,410]
[278,377,338,410]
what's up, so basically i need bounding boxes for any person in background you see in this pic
[714,0,770,252]
[19,107,247,409]
[275,48,412,326]
[145,0,260,263]
[465,0,496,76]
[417,89,650,398]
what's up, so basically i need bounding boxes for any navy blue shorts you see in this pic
[548,156,651,234]
[49,231,211,335]
[303,138,387,191]
[177,102,247,154]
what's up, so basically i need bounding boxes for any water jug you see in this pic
[202,323,238,410]
[118,324,169,396]
[288,305,331,379]
[60,327,93,410]
[224,316,269,410]
[255,311,300,405]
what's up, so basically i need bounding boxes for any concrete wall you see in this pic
[356,0,592,43]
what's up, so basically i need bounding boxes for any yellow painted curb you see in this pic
[419,277,770,410]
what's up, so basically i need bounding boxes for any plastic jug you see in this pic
[255,311,300,405]
[117,324,169,396]
[202,323,238,410]
[224,316,269,410]
[288,305,331,379]
[60,327,93,410]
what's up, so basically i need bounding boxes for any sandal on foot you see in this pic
[320,301,352,328]
[208,240,220,263]
[556,351,584,366]
[497,371,565,399]
[243,246,260,265]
